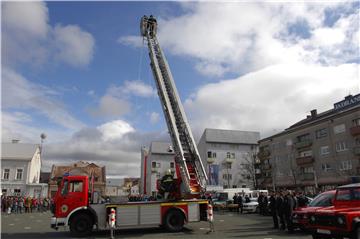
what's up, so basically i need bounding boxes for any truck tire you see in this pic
[164,209,185,232]
[70,213,93,237]
[352,225,360,239]
[312,233,323,239]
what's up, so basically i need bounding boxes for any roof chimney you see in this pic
[12,139,20,144]
[310,109,317,118]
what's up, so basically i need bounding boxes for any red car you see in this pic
[308,183,360,239]
[292,190,336,231]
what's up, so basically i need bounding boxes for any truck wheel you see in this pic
[70,213,93,237]
[164,209,185,232]
[312,233,326,239]
[352,225,360,239]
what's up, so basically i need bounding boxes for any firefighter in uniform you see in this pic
[159,169,175,200]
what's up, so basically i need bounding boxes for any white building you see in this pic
[1,141,48,197]
[105,178,123,196]
[140,142,176,197]
[198,129,260,189]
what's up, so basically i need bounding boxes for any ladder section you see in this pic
[141,16,208,195]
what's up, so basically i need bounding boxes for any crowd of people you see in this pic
[268,190,309,233]
[229,190,310,233]
[1,195,52,214]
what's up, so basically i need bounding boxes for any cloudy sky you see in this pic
[2,1,359,178]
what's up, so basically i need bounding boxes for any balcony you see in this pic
[296,156,314,166]
[257,149,270,160]
[262,164,272,171]
[353,146,360,156]
[350,125,360,136]
[223,157,235,164]
[299,173,314,181]
[207,157,215,164]
[294,140,313,149]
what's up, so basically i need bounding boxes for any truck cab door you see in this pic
[57,179,87,218]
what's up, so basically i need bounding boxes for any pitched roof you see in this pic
[1,143,39,160]
[203,128,260,145]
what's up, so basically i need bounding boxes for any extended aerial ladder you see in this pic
[140,16,208,197]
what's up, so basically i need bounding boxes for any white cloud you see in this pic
[120,2,358,77]
[2,1,95,68]
[53,25,95,67]
[2,67,85,130]
[97,120,135,141]
[117,35,143,48]
[2,1,49,38]
[121,81,156,97]
[90,95,131,118]
[185,63,359,138]
[150,112,160,124]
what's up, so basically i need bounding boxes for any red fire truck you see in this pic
[50,15,210,237]
[307,183,360,239]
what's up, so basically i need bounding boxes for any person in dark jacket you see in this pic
[257,193,264,215]
[269,191,279,229]
[159,169,175,199]
[284,191,295,233]
[276,191,286,230]
[238,194,243,214]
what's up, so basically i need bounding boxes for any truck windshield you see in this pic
[336,188,360,201]
[309,193,333,207]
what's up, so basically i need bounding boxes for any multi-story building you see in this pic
[48,161,106,197]
[140,142,176,197]
[258,94,360,193]
[1,141,48,197]
[198,128,260,189]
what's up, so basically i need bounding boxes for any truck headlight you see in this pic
[337,216,345,225]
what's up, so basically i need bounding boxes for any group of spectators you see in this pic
[268,190,309,233]
[1,195,52,214]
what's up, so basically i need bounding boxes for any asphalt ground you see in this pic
[1,211,312,239]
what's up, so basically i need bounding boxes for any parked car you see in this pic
[292,190,336,231]
[307,183,360,239]
[243,198,259,213]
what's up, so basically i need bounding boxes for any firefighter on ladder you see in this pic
[159,169,175,200]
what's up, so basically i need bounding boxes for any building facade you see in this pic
[140,142,176,197]
[1,141,47,197]
[198,128,260,189]
[258,94,360,193]
[48,161,106,197]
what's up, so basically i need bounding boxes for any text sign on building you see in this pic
[334,94,360,110]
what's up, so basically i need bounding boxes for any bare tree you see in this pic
[240,151,258,189]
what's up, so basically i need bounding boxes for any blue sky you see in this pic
[2,1,359,177]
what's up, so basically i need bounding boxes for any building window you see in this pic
[3,169,10,180]
[14,189,21,196]
[207,151,212,158]
[335,141,348,152]
[15,169,23,180]
[303,166,314,173]
[226,152,231,158]
[231,153,235,159]
[297,133,311,142]
[156,163,161,168]
[222,174,232,180]
[322,163,331,172]
[152,162,156,168]
[333,124,346,134]
[2,189,7,195]
[315,128,328,139]
[320,146,330,155]
[353,118,360,126]
[170,162,175,168]
[340,161,352,171]
[212,152,217,158]
[299,150,312,157]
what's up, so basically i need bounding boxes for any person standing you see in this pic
[238,193,243,214]
[269,191,279,229]
[258,193,264,215]
[233,193,239,213]
[276,191,286,230]
[159,169,175,200]
[284,191,295,233]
